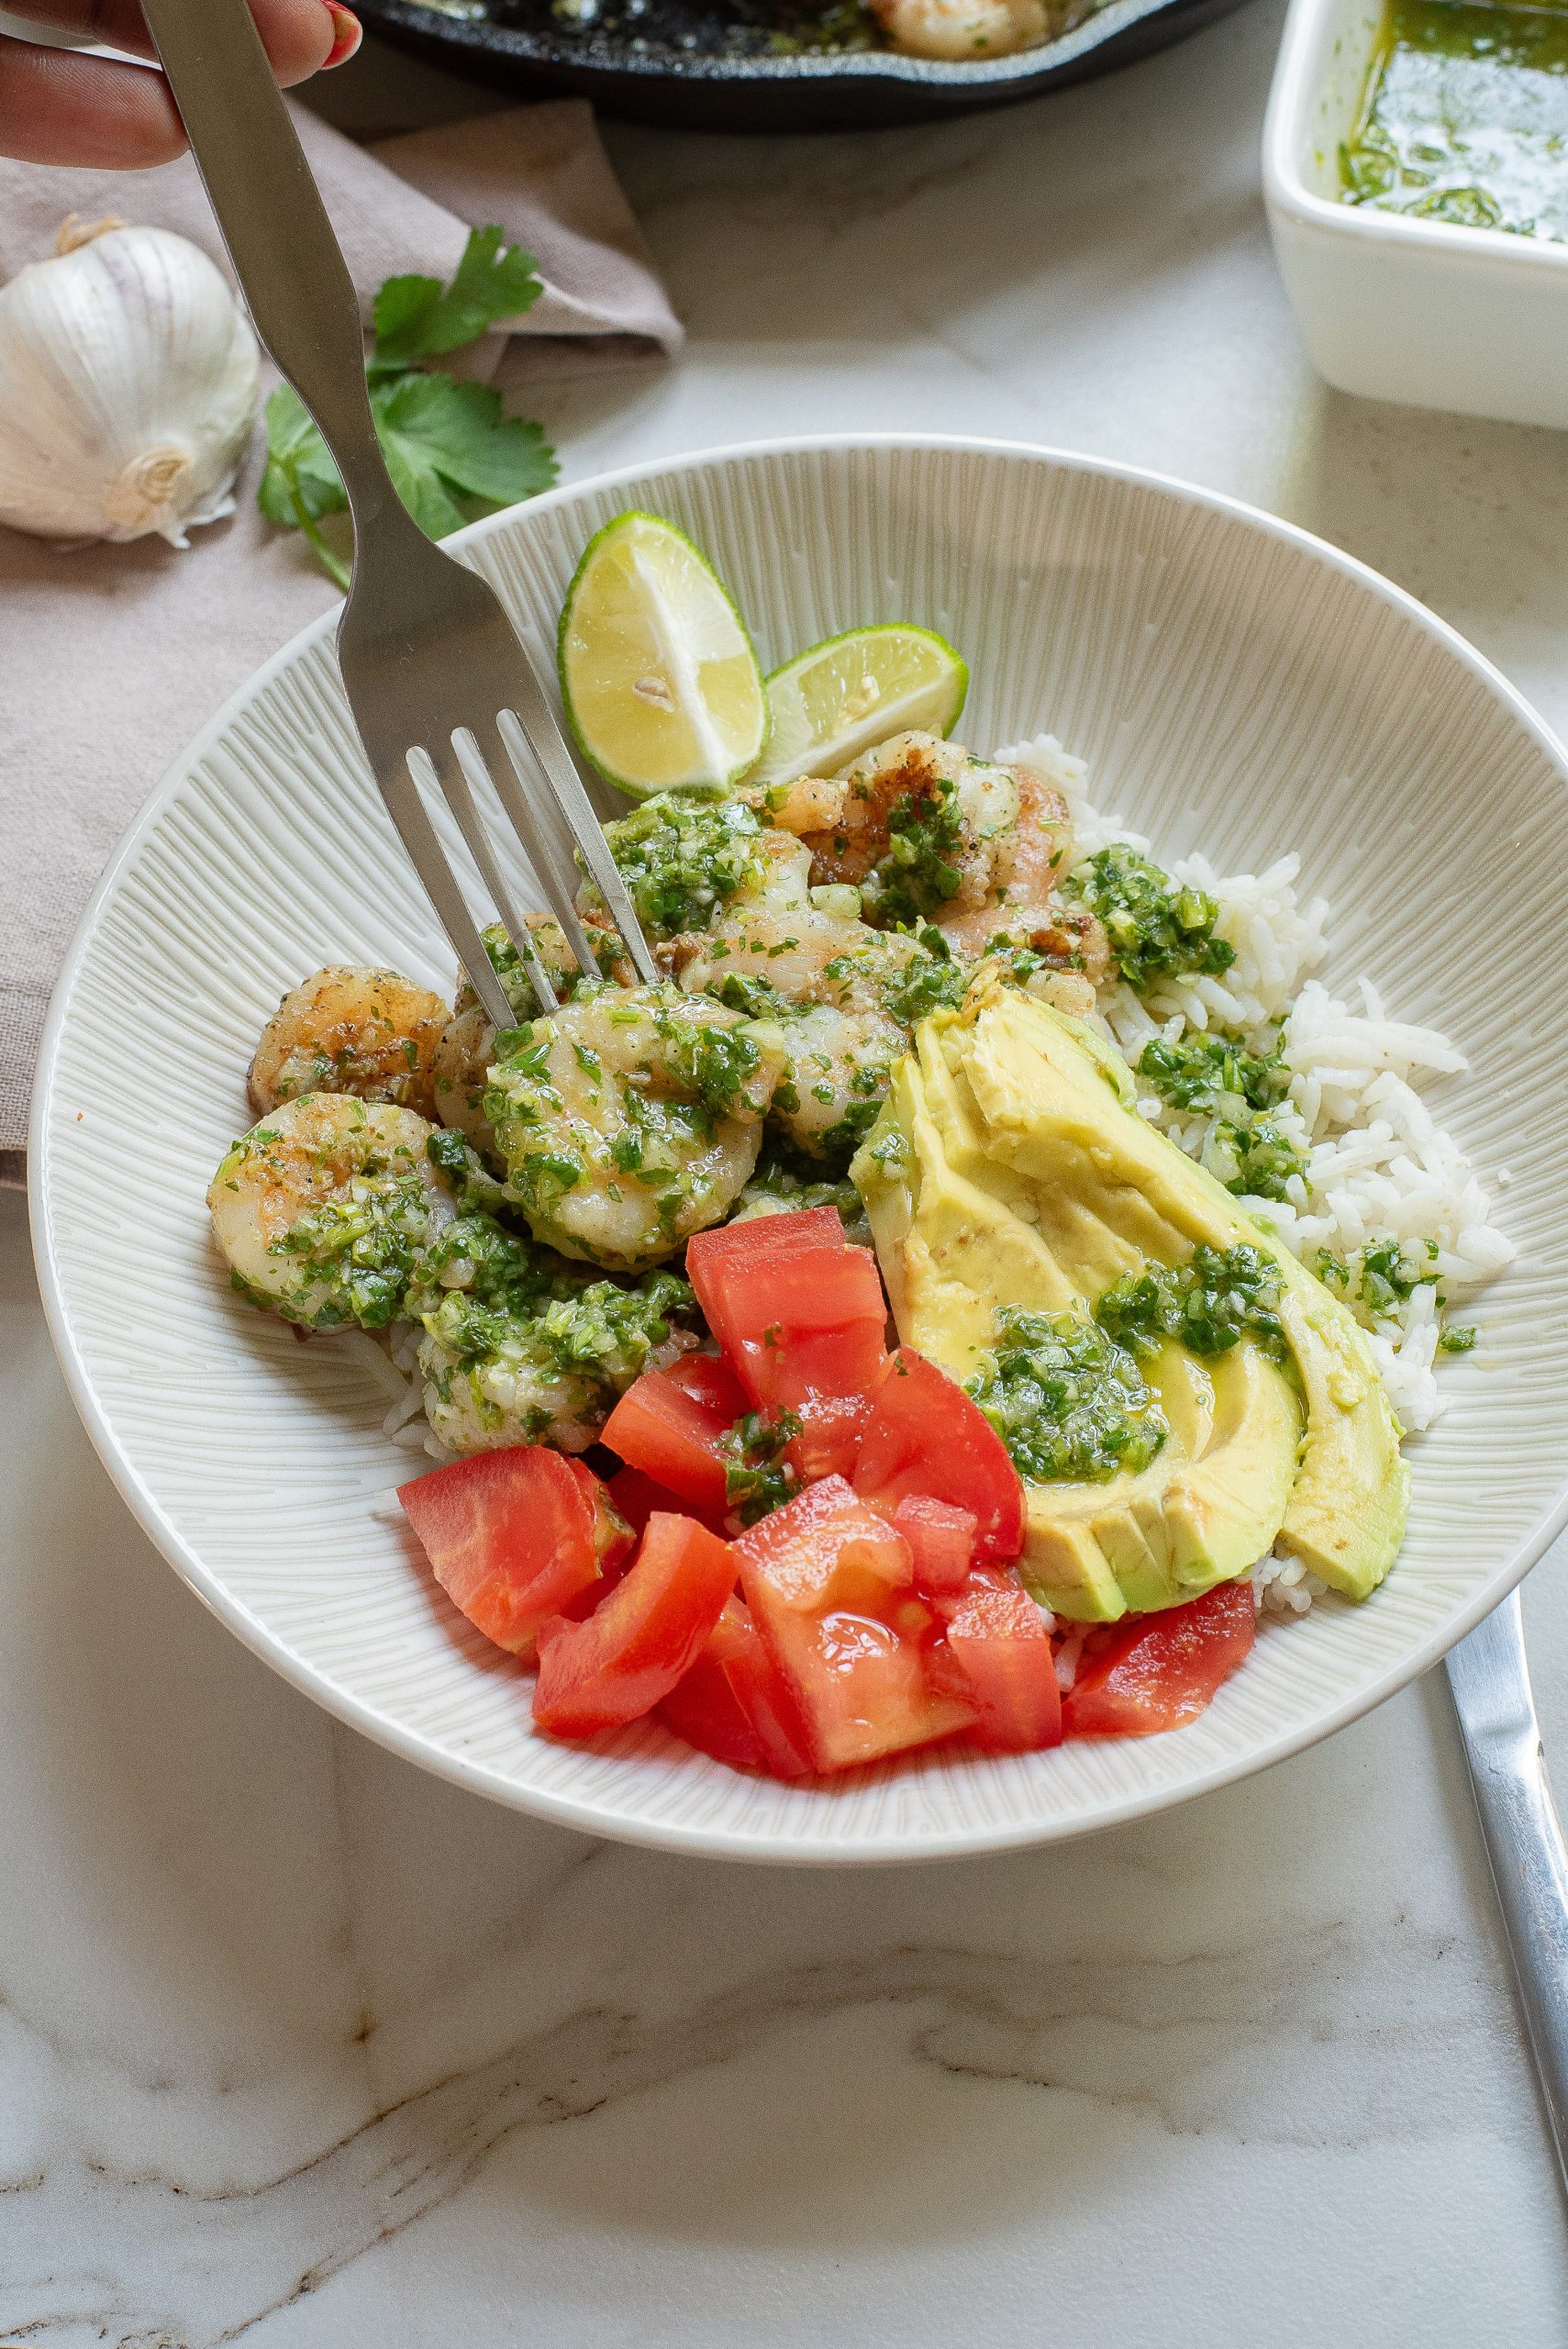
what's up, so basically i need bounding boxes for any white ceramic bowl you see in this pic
[29,435,1568,1863]
[1263,0,1568,431]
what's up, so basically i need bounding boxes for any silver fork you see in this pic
[140,0,657,1034]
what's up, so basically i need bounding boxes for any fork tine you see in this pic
[445,730,560,1015]
[496,690,662,988]
[484,714,606,980]
[376,747,517,1033]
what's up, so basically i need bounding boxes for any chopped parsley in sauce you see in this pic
[1065,844,1234,994]
[719,1407,803,1524]
[860,773,966,929]
[1138,1029,1307,1202]
[1341,0,1568,244]
[966,1307,1168,1484]
[1095,1242,1287,1364]
[597,794,765,939]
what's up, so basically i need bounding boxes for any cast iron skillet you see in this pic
[357,0,1252,132]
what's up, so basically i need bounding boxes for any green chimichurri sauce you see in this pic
[1341,0,1568,241]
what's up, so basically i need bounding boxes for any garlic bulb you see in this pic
[0,216,261,550]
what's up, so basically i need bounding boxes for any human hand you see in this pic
[1,0,361,168]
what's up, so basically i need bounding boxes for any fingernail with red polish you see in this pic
[324,3,362,65]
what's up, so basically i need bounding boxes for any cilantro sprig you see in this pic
[258,227,559,590]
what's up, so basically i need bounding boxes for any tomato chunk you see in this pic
[604,1462,728,1544]
[892,1495,978,1596]
[686,1209,891,1479]
[854,1351,1024,1565]
[398,1448,629,1661]
[666,1351,749,1419]
[719,1609,816,1778]
[940,1583,1062,1752]
[602,1367,730,1515]
[657,1600,768,1771]
[533,1511,739,1740]
[735,1475,973,1774]
[1062,1582,1256,1738]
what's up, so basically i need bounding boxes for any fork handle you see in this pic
[140,0,403,535]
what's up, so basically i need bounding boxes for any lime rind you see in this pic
[558,509,769,802]
[754,621,969,787]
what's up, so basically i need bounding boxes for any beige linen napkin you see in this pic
[0,99,681,1184]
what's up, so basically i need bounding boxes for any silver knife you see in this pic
[1446,1588,1568,2185]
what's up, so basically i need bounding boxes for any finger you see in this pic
[0,0,358,170]
[0,39,188,167]
[5,0,349,81]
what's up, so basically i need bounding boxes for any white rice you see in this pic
[998,732,1515,1442]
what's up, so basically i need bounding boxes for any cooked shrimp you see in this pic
[248,966,450,1119]
[411,1214,695,1454]
[768,1000,905,1164]
[760,731,1020,930]
[933,766,1111,989]
[869,0,1051,55]
[665,833,925,1013]
[662,836,967,1164]
[662,843,937,1163]
[432,918,628,1168]
[485,983,785,1271]
[968,956,1098,1020]
[207,1094,453,1330]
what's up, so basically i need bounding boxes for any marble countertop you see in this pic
[7,3,1568,2335]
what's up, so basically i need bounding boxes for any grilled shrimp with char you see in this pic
[248,965,450,1120]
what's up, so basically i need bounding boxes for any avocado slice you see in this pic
[853,988,1408,1615]
[855,1011,1301,1620]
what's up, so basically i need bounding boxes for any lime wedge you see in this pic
[755,623,969,786]
[558,511,768,799]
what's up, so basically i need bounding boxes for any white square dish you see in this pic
[1263,0,1568,429]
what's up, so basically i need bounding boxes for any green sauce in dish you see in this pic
[966,1308,1169,1486]
[1341,0,1568,242]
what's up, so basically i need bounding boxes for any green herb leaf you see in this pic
[258,231,556,583]
[372,226,544,367]
[368,371,558,542]
[1095,1242,1287,1364]
[257,384,347,526]
[1065,843,1235,995]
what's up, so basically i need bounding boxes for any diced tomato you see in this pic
[735,1475,974,1773]
[787,1393,875,1485]
[891,1495,978,1596]
[719,1609,816,1777]
[533,1511,739,1740]
[604,1462,676,1541]
[657,1600,767,1771]
[602,1367,730,1515]
[853,1351,1024,1566]
[1062,1581,1256,1739]
[940,1583,1062,1752]
[686,1208,892,1479]
[398,1447,630,1661]
[603,1462,728,1545]
[666,1351,749,1419]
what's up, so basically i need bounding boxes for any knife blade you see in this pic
[1446,1588,1568,2188]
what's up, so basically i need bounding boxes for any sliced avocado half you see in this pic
[852,988,1409,1616]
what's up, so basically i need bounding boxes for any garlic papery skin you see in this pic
[0,217,261,550]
